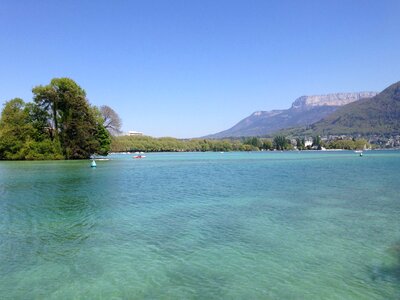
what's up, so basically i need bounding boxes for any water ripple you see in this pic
[1,152,400,298]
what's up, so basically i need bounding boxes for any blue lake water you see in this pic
[1,151,400,299]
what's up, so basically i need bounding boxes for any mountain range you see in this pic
[305,81,400,136]
[206,92,377,138]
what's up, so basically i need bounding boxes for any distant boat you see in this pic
[133,155,146,159]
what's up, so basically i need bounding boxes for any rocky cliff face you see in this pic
[205,91,378,138]
[291,92,378,110]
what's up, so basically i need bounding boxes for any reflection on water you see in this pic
[372,242,400,283]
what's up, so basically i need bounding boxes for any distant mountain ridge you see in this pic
[307,81,400,136]
[291,92,378,110]
[206,91,377,138]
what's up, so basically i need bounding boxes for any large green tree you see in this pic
[273,135,288,150]
[244,137,263,149]
[32,78,110,159]
[0,98,63,160]
[0,98,32,159]
[0,78,114,160]
[312,135,322,149]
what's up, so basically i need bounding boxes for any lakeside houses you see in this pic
[368,135,400,148]
[304,139,313,147]
[300,134,400,149]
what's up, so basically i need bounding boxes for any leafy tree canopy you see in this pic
[0,78,115,160]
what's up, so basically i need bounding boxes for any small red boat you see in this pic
[133,155,146,159]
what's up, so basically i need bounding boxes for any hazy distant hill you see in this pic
[205,92,377,138]
[307,81,400,136]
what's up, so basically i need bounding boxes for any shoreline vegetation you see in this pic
[111,135,372,153]
[0,77,385,161]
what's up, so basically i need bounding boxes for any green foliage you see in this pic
[262,139,273,150]
[0,78,113,160]
[296,138,306,150]
[244,137,263,148]
[325,138,370,150]
[308,81,400,136]
[31,78,112,159]
[96,125,112,156]
[312,136,321,146]
[273,135,289,150]
[19,138,64,160]
[312,136,322,150]
[33,78,96,159]
[0,98,63,160]
[275,81,400,143]
[111,136,260,152]
[110,135,370,153]
[90,106,105,124]
[112,135,296,152]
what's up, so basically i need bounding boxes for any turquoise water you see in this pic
[1,151,400,299]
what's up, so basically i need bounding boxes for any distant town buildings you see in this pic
[127,130,143,136]
[304,139,313,147]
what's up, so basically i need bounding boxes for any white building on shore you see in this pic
[127,130,143,136]
[304,139,313,147]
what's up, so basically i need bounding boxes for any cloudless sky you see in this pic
[0,0,399,138]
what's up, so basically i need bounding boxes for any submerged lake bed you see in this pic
[1,151,400,299]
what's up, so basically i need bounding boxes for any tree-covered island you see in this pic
[0,78,112,160]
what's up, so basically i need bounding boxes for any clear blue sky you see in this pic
[0,0,399,138]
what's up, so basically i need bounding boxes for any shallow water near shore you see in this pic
[1,151,400,299]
